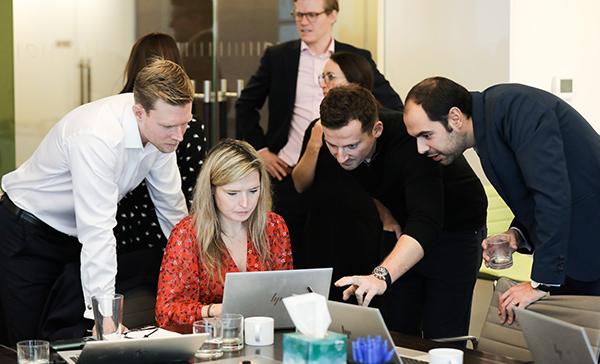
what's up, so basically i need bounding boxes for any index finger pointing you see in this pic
[335,276,357,287]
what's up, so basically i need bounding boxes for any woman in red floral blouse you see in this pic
[156,139,293,328]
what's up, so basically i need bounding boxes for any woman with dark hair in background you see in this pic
[120,33,183,93]
[114,33,207,320]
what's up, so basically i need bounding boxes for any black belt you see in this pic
[0,193,69,238]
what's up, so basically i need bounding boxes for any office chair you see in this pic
[436,277,600,362]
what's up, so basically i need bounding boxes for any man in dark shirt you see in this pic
[403,76,600,324]
[323,85,487,340]
[235,0,402,267]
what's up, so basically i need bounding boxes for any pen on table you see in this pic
[144,328,159,338]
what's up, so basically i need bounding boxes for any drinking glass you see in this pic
[486,234,513,269]
[16,340,49,364]
[221,313,244,351]
[193,318,223,359]
[91,293,124,340]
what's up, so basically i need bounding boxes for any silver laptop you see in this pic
[515,307,599,364]
[57,333,207,364]
[222,268,332,329]
[327,300,429,364]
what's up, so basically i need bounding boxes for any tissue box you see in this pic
[283,331,347,364]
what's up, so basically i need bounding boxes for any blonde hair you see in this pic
[133,58,194,112]
[293,0,339,12]
[191,139,272,282]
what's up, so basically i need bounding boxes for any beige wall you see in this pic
[381,0,511,184]
[334,0,379,61]
[381,0,510,99]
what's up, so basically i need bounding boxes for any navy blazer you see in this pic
[235,39,402,154]
[472,84,600,283]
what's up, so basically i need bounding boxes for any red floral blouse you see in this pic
[155,211,293,328]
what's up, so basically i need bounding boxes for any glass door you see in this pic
[137,0,298,147]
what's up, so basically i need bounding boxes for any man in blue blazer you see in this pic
[235,0,401,266]
[403,76,600,324]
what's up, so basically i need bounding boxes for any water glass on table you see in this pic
[221,313,244,352]
[193,318,224,359]
[486,234,513,269]
[16,340,49,364]
[91,293,124,340]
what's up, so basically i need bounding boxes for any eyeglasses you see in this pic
[318,72,338,84]
[291,10,327,23]
[123,326,159,339]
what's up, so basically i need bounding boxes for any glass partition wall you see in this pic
[146,0,295,145]
[12,0,298,164]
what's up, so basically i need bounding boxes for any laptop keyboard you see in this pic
[400,356,428,364]
[70,355,79,363]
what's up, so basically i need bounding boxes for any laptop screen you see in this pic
[222,268,332,329]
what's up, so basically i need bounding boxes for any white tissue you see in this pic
[283,292,331,339]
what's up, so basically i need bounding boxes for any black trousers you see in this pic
[381,227,485,345]
[271,175,307,267]
[0,197,164,347]
[0,198,87,346]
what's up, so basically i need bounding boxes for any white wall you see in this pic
[382,0,511,183]
[510,0,600,132]
[382,0,510,99]
[381,0,600,182]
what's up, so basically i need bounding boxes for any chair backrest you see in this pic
[477,277,600,362]
[122,286,157,328]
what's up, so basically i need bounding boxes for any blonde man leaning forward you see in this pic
[0,59,193,345]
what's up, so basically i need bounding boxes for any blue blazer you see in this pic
[472,84,600,283]
[235,39,402,154]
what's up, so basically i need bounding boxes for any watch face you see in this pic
[373,266,388,277]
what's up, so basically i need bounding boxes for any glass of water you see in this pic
[486,234,513,269]
[193,318,223,359]
[16,340,49,364]
[91,293,124,340]
[221,313,244,352]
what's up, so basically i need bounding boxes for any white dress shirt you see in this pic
[277,39,335,167]
[2,93,188,318]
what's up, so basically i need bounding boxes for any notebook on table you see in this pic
[222,268,332,329]
[515,307,599,364]
[327,300,430,364]
[56,332,207,364]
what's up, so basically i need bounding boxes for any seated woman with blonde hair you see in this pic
[156,139,293,328]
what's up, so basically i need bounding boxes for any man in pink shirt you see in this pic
[236,0,401,267]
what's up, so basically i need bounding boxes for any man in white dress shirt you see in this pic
[0,59,193,345]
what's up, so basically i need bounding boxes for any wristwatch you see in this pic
[372,266,392,289]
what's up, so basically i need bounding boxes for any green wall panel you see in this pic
[0,0,15,180]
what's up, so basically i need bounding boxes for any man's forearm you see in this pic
[379,234,424,283]
[291,144,320,193]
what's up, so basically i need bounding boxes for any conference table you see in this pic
[0,330,527,364]
[187,331,527,364]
